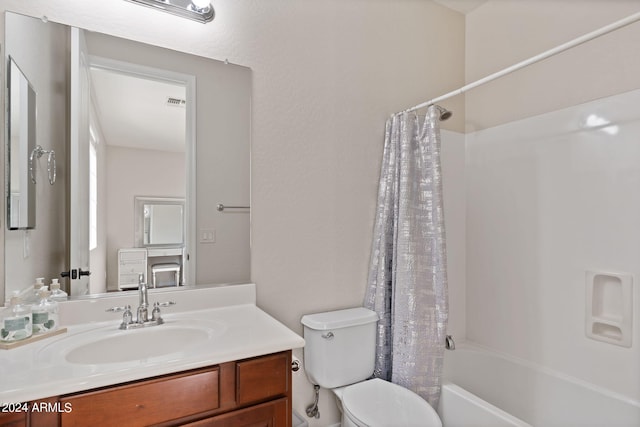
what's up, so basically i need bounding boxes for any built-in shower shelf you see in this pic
[591,315,624,325]
[591,322,623,341]
[585,271,632,348]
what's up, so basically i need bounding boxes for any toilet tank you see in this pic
[301,307,379,389]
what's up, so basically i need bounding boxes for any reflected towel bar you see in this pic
[217,204,250,212]
[29,145,57,185]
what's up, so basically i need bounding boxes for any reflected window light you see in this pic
[584,114,619,135]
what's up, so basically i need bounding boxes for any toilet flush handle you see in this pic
[321,332,334,340]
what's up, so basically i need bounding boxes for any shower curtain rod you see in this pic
[404,10,640,114]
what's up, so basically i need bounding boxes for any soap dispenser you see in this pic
[32,287,59,335]
[26,277,46,304]
[1,291,33,342]
[49,279,68,302]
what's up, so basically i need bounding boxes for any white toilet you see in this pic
[301,307,442,427]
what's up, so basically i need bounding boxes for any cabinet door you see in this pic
[0,411,26,427]
[183,398,288,427]
[236,352,290,406]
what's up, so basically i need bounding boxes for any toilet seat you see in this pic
[341,378,442,427]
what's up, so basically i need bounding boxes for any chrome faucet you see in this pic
[137,274,149,323]
[106,274,176,330]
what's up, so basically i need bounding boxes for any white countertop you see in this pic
[0,283,305,403]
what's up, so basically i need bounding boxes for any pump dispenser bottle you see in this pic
[50,279,68,302]
[1,291,33,342]
[26,277,46,304]
[32,287,59,335]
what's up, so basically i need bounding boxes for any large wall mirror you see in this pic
[3,11,251,301]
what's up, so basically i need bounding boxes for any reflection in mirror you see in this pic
[7,56,37,230]
[75,55,192,295]
[145,204,184,245]
[135,197,185,246]
[3,12,251,303]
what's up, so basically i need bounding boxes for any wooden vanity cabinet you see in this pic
[1,350,292,427]
[0,411,25,427]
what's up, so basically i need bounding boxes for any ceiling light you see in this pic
[127,0,214,23]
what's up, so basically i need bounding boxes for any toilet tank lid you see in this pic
[301,307,378,330]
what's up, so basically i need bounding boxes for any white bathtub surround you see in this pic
[466,87,640,402]
[443,343,640,427]
[365,106,449,407]
[0,283,305,403]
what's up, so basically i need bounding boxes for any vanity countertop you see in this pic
[0,283,305,403]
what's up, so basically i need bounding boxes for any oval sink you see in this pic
[65,326,209,364]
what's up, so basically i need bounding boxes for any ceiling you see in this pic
[432,0,487,14]
[89,68,186,153]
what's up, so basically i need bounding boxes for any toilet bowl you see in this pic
[334,378,442,427]
[301,307,443,427]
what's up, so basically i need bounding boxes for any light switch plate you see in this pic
[199,229,215,243]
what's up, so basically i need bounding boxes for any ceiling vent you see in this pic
[166,97,186,107]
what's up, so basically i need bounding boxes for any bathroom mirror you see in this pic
[6,56,37,230]
[3,12,251,300]
[135,197,185,247]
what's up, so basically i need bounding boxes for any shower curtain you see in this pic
[364,105,449,408]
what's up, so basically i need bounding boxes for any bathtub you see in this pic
[438,343,640,427]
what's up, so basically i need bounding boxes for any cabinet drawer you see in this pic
[236,352,290,406]
[60,367,219,427]
[182,397,288,427]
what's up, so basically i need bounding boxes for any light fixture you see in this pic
[127,0,214,23]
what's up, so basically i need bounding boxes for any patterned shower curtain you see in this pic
[364,105,449,408]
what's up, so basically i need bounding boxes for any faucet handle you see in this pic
[155,301,176,308]
[151,301,176,323]
[107,305,133,329]
[106,305,129,313]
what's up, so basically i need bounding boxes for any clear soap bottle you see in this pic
[1,291,33,342]
[50,279,68,302]
[26,277,46,304]
[32,287,59,335]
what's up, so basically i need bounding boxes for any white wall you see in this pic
[106,146,185,291]
[465,1,640,131]
[0,2,466,425]
[465,1,640,402]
